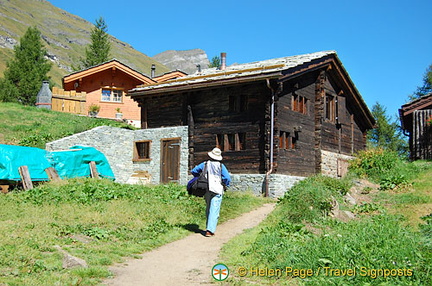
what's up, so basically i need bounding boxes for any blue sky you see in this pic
[47,0,432,118]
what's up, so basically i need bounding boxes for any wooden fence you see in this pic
[52,87,87,115]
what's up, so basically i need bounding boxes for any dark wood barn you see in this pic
[128,51,374,195]
[399,93,432,160]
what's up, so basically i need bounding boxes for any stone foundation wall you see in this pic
[321,150,354,177]
[229,173,305,198]
[46,126,189,185]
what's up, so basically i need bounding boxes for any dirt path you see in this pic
[102,203,276,286]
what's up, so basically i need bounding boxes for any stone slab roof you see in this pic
[131,50,336,92]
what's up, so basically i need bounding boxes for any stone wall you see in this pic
[229,173,305,198]
[46,126,189,185]
[321,150,354,178]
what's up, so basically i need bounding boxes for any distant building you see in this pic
[399,93,432,160]
[51,59,186,127]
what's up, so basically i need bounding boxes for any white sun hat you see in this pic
[208,147,223,161]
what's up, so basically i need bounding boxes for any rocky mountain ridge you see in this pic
[0,0,170,85]
[153,49,210,74]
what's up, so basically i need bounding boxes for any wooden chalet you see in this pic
[53,59,186,126]
[399,93,432,160]
[128,51,374,195]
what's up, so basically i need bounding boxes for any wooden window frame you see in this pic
[216,133,246,151]
[292,94,308,115]
[279,131,297,150]
[133,140,151,162]
[101,87,124,103]
[325,93,336,122]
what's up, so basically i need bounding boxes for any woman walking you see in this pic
[191,148,231,237]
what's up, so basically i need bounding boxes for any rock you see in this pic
[344,193,357,205]
[54,245,88,269]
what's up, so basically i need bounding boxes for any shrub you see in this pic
[278,175,352,222]
[349,148,420,190]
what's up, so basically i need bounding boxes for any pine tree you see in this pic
[367,102,408,156]
[81,17,111,68]
[0,26,51,105]
[410,63,432,100]
[208,56,221,68]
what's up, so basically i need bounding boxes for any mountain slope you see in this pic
[0,0,169,86]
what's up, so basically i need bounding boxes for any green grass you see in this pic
[0,102,132,148]
[220,163,432,286]
[0,179,267,285]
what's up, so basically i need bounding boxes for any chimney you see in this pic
[220,52,226,70]
[196,64,201,73]
[151,64,156,78]
[35,81,52,109]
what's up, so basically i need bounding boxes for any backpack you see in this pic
[187,162,208,197]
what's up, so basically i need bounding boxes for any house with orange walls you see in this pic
[61,59,186,126]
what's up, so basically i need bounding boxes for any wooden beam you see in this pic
[18,166,33,190]
[45,167,61,181]
[89,161,100,179]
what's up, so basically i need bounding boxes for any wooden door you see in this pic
[161,138,181,183]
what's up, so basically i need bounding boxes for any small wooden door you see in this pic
[161,138,181,183]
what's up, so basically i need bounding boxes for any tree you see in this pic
[208,56,221,68]
[0,26,51,105]
[81,17,111,68]
[410,63,432,100]
[367,102,408,156]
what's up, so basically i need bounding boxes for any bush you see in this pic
[278,175,352,222]
[349,148,420,190]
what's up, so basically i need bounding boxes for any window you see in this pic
[292,94,308,114]
[133,140,151,161]
[279,131,296,150]
[229,95,248,112]
[216,133,246,151]
[101,88,123,103]
[325,94,336,121]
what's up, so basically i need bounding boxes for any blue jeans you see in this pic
[205,192,223,233]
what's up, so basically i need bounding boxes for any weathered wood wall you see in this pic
[142,82,269,173]
[139,70,369,177]
[411,109,432,160]
[275,72,317,176]
[274,70,367,176]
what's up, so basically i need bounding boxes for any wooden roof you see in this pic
[63,59,156,85]
[399,93,432,131]
[153,70,188,83]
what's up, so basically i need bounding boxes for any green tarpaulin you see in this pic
[0,144,115,182]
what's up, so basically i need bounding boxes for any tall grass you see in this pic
[0,179,267,285]
[220,155,432,285]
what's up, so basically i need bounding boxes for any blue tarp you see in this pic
[0,144,115,182]
[0,145,52,181]
[49,146,115,180]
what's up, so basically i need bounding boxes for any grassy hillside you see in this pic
[0,0,169,85]
[0,102,131,149]
[220,152,432,285]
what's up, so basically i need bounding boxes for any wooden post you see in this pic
[45,167,61,181]
[18,166,33,190]
[89,161,100,178]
